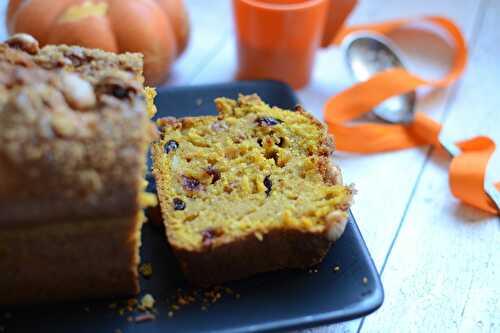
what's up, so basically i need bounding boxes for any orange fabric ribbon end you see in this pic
[324,16,499,215]
[450,137,500,214]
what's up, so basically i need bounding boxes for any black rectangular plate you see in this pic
[1,80,383,333]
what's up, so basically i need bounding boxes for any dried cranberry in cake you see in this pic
[255,117,283,127]
[206,166,221,184]
[164,140,179,154]
[277,137,285,147]
[263,175,272,196]
[182,176,201,192]
[173,198,186,210]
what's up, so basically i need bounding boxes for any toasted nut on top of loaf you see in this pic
[5,33,39,55]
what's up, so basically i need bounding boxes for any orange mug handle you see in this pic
[320,0,358,48]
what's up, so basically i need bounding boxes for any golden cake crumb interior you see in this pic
[152,95,353,252]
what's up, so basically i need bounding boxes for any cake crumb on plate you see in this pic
[139,294,155,311]
[134,312,156,323]
[139,263,153,278]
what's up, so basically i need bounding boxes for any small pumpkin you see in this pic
[6,0,190,85]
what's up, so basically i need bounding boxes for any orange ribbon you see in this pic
[324,16,500,215]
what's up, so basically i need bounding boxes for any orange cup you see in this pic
[233,0,357,89]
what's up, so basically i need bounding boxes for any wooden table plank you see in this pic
[165,0,233,86]
[191,2,483,331]
[359,0,500,332]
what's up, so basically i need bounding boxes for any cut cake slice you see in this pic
[152,94,353,286]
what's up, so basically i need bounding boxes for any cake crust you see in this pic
[0,215,142,304]
[175,229,331,286]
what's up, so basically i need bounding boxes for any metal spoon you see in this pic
[343,32,500,213]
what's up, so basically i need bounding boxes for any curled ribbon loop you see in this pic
[450,138,500,214]
[324,16,499,215]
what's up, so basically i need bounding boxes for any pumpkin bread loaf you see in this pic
[152,94,353,286]
[0,34,157,304]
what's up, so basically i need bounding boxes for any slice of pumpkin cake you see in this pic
[152,94,353,286]
[0,34,157,304]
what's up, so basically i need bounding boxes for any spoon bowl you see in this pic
[343,33,416,124]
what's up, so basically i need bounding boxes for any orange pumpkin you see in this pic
[6,0,190,85]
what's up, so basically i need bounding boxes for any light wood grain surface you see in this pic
[0,0,498,332]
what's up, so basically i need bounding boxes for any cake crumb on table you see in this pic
[333,265,341,272]
[362,277,368,284]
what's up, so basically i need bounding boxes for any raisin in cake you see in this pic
[0,34,157,304]
[152,94,353,286]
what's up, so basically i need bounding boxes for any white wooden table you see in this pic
[1,1,498,332]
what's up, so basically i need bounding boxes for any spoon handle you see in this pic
[440,138,500,215]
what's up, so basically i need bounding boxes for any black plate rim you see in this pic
[210,215,384,333]
[154,79,298,100]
